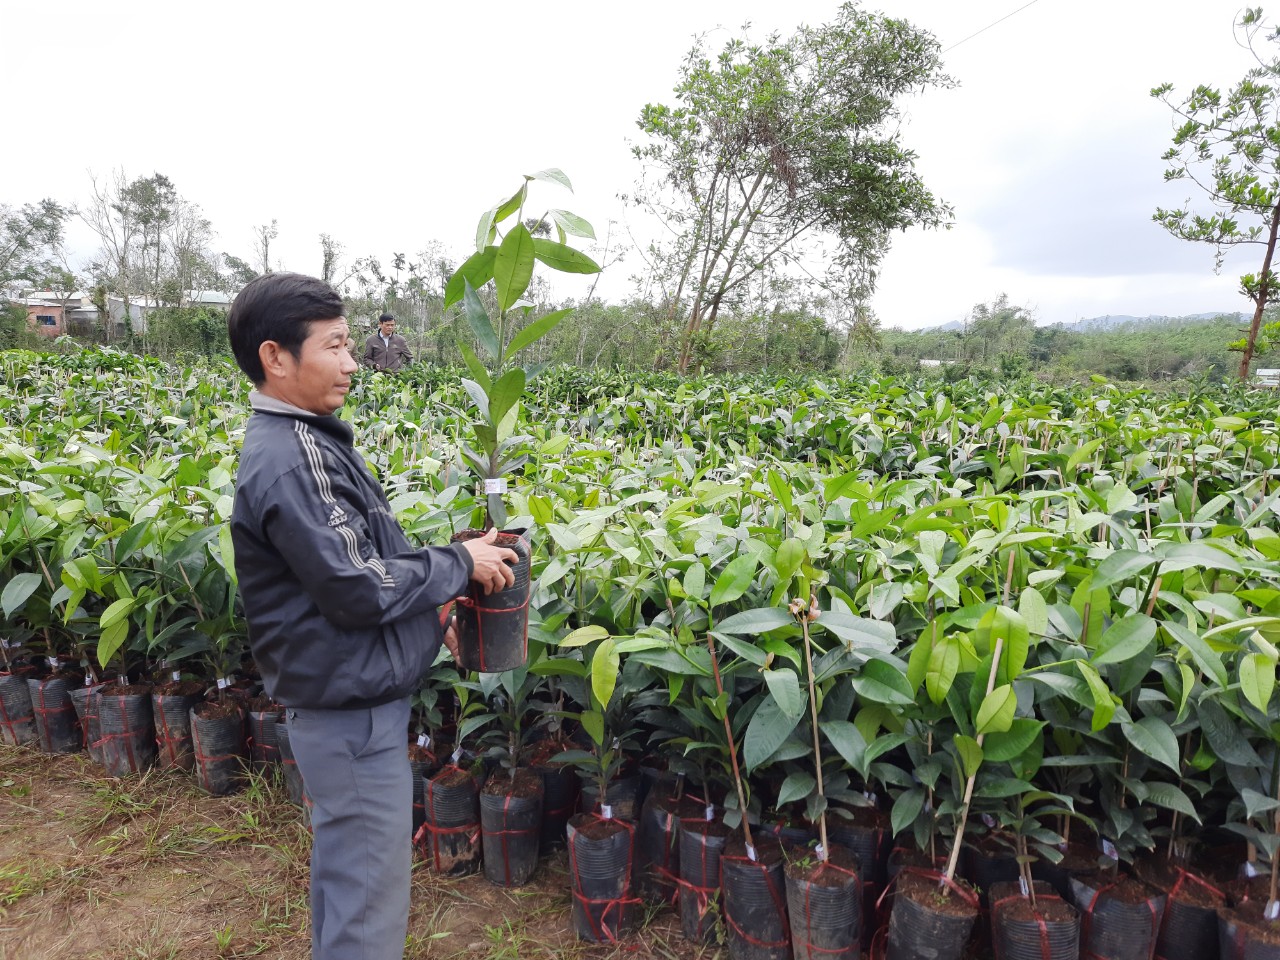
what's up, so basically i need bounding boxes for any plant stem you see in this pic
[705,630,755,852]
[943,636,1005,885]
[799,603,829,861]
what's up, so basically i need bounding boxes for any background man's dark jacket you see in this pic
[363,333,412,372]
[231,393,471,709]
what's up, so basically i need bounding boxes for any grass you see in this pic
[0,746,715,960]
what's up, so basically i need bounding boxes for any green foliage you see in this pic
[632,3,952,373]
[1153,6,1280,377]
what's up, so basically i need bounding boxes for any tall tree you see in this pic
[1153,6,1280,378]
[0,199,70,293]
[630,3,953,373]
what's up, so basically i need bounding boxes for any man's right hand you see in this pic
[460,527,519,595]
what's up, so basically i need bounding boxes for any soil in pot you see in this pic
[190,700,248,796]
[989,879,1080,960]
[722,835,790,960]
[678,815,731,943]
[1071,874,1166,960]
[567,813,639,943]
[788,844,866,960]
[885,868,979,960]
[151,681,204,771]
[580,772,642,822]
[420,765,481,876]
[1220,899,1280,960]
[480,768,544,887]
[1133,856,1224,960]
[26,672,83,754]
[451,529,531,673]
[96,683,156,777]
[0,668,39,747]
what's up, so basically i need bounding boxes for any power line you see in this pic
[944,0,1044,53]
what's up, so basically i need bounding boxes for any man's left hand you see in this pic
[443,621,460,661]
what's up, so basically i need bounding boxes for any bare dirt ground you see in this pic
[0,747,715,960]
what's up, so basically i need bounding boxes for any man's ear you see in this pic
[259,341,291,381]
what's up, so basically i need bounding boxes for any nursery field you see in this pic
[4,346,1280,959]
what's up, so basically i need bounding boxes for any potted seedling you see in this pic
[444,171,599,674]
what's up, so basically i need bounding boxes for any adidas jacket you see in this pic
[230,392,473,709]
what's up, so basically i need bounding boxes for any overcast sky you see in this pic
[3,0,1267,329]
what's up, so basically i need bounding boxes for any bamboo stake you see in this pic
[705,630,756,856]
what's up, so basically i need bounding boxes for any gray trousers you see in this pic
[286,698,412,960]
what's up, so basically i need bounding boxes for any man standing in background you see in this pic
[364,312,413,371]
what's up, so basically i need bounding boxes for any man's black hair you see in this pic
[227,272,345,384]
[378,312,395,324]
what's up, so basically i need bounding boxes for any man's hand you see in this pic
[460,527,519,595]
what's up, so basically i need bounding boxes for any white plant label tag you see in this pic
[814,844,826,860]
[1101,839,1118,860]
[981,814,996,828]
[1268,900,1280,921]
[706,805,715,822]
[1019,876,1030,897]
[451,748,463,764]
[172,671,181,681]
[746,843,758,862]
[84,672,92,686]
[417,734,430,748]
[864,791,877,804]
[1245,861,1265,879]
[47,657,58,669]
[601,804,614,820]
[483,478,508,494]
[216,677,229,690]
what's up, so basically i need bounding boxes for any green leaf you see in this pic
[1123,716,1180,773]
[444,246,497,310]
[976,684,1016,735]
[1106,484,1138,514]
[504,309,572,364]
[97,618,129,669]
[717,607,791,635]
[528,168,572,191]
[99,596,135,631]
[1240,652,1275,713]
[1074,660,1116,731]
[777,771,816,806]
[463,281,500,360]
[560,625,609,648]
[1141,782,1201,823]
[1092,614,1157,665]
[821,720,866,771]
[1,572,43,618]
[711,554,757,608]
[488,368,527,430]
[984,719,1045,762]
[817,612,897,653]
[891,787,926,837]
[460,378,491,423]
[926,634,959,705]
[458,342,491,392]
[548,209,595,239]
[710,631,768,666]
[531,238,600,274]
[1198,698,1264,767]
[1161,620,1229,689]
[580,709,605,746]
[494,223,536,312]
[744,695,800,771]
[954,733,984,778]
[683,562,707,603]
[1157,542,1244,576]
[762,668,804,719]
[493,183,527,224]
[851,658,915,705]
[1018,587,1048,638]
[591,636,619,709]
[1091,551,1157,591]
[773,538,805,582]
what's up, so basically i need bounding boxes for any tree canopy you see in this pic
[630,2,953,373]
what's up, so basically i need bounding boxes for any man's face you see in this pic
[380,319,395,335]
[273,317,358,415]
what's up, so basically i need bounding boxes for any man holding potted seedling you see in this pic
[227,272,517,960]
